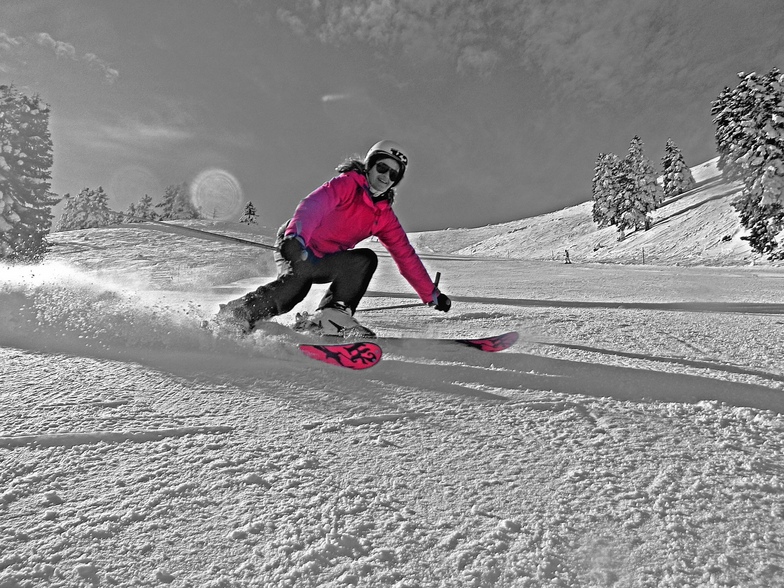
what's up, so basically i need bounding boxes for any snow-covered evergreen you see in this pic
[591,137,662,239]
[0,85,58,261]
[662,138,697,198]
[56,187,118,231]
[712,68,784,259]
[623,136,663,226]
[157,183,200,220]
[591,153,621,228]
[125,194,158,223]
[239,201,258,224]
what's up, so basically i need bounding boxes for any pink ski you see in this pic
[455,331,519,352]
[299,341,382,370]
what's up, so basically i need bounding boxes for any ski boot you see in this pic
[297,302,375,338]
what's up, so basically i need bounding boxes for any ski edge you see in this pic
[454,331,519,352]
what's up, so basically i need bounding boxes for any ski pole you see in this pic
[360,272,440,313]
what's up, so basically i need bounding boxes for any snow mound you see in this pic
[0,261,308,381]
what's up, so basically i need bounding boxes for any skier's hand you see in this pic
[431,292,451,312]
[280,235,309,263]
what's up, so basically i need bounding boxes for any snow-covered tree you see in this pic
[592,153,622,227]
[661,138,696,198]
[625,136,664,218]
[56,186,118,231]
[712,69,784,258]
[125,194,157,222]
[239,201,258,224]
[0,84,59,261]
[591,137,663,238]
[157,183,200,220]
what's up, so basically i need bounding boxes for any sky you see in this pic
[1,0,783,232]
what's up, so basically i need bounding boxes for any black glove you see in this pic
[432,292,451,312]
[280,235,309,263]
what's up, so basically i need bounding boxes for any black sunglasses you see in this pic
[374,161,400,182]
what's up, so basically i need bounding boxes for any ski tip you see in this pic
[299,341,382,370]
[456,331,519,352]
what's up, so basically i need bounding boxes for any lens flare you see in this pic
[190,169,244,221]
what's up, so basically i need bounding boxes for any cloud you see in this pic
[457,46,500,77]
[101,120,194,145]
[0,31,26,73]
[276,9,307,37]
[35,32,76,59]
[83,52,119,85]
[59,116,195,159]
[512,0,689,102]
[274,0,784,105]
[0,31,25,52]
[34,31,119,84]
[321,93,353,103]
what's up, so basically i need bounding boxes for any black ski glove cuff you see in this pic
[432,292,451,312]
[280,235,309,263]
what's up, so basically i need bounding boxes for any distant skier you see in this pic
[217,140,451,336]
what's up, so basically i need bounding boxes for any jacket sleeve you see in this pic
[376,212,437,303]
[284,175,352,247]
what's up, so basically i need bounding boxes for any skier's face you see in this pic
[367,158,400,194]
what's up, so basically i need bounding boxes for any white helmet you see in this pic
[364,140,409,185]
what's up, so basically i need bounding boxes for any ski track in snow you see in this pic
[1,221,784,587]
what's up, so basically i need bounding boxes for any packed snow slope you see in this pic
[2,158,784,588]
[410,158,764,267]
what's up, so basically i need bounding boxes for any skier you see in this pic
[217,140,451,336]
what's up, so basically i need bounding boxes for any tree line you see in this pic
[3,67,784,261]
[592,68,784,259]
[56,184,260,231]
[591,136,695,241]
[55,182,201,231]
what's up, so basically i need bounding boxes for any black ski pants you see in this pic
[240,230,378,322]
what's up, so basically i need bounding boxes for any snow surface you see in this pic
[2,161,784,587]
[409,158,763,267]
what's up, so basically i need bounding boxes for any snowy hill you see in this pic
[411,158,770,267]
[2,158,784,587]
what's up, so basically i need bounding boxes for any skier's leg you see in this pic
[219,219,314,329]
[314,248,378,313]
[219,265,314,330]
[245,272,313,319]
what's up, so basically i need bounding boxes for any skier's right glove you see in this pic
[280,235,310,263]
[430,291,451,312]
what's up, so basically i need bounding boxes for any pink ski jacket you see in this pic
[285,170,437,303]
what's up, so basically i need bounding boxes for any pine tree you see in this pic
[592,153,621,228]
[591,137,663,239]
[156,184,178,219]
[0,84,58,261]
[125,194,157,222]
[136,194,157,220]
[611,156,640,240]
[625,136,663,219]
[661,138,696,198]
[712,69,784,258]
[157,183,200,220]
[239,201,257,224]
[56,186,117,230]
